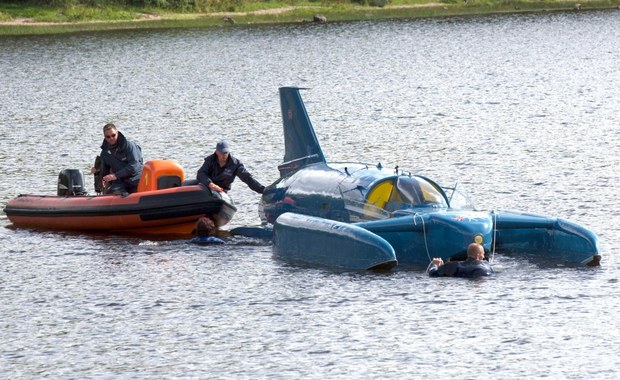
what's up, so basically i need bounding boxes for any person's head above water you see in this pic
[195,217,217,237]
[466,243,485,260]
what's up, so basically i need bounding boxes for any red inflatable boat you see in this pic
[3,160,237,237]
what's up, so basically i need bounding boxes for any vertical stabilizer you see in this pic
[278,87,327,176]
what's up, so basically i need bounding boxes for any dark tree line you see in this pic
[10,0,245,11]
[3,0,389,11]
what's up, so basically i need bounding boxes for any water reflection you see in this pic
[1,10,620,378]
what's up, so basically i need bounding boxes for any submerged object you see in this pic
[3,160,237,237]
[189,236,226,245]
[260,87,600,269]
[273,212,397,271]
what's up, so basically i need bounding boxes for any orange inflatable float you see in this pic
[3,160,236,237]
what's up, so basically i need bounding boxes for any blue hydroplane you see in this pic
[250,87,600,271]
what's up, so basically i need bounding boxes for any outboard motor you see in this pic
[57,169,87,196]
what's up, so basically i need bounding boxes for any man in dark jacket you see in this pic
[197,140,264,194]
[427,243,494,278]
[99,123,143,194]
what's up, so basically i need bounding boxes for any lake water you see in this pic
[1,10,619,379]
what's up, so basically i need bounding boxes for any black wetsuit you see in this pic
[427,258,494,278]
[197,153,264,194]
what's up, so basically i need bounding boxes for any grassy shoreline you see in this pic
[1,1,619,36]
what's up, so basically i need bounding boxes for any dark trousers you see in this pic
[104,181,138,195]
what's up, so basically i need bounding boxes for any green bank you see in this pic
[1,0,619,36]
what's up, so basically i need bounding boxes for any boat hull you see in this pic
[356,211,494,266]
[3,185,237,237]
[493,210,600,266]
[273,212,397,271]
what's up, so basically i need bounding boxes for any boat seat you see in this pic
[137,160,185,192]
[366,180,394,210]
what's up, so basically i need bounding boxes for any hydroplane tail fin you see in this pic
[278,87,326,177]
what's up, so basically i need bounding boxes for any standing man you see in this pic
[197,140,265,194]
[99,123,143,194]
[427,243,494,278]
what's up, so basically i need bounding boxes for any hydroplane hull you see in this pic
[260,87,600,269]
[273,212,397,271]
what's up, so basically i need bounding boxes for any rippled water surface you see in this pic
[1,10,620,379]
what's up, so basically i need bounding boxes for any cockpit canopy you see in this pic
[363,176,448,217]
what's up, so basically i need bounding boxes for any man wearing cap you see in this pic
[197,140,265,194]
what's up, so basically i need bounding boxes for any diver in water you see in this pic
[427,243,494,278]
[190,217,225,245]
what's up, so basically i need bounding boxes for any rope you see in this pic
[426,261,435,273]
[490,210,498,264]
[413,213,432,263]
[416,211,497,266]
